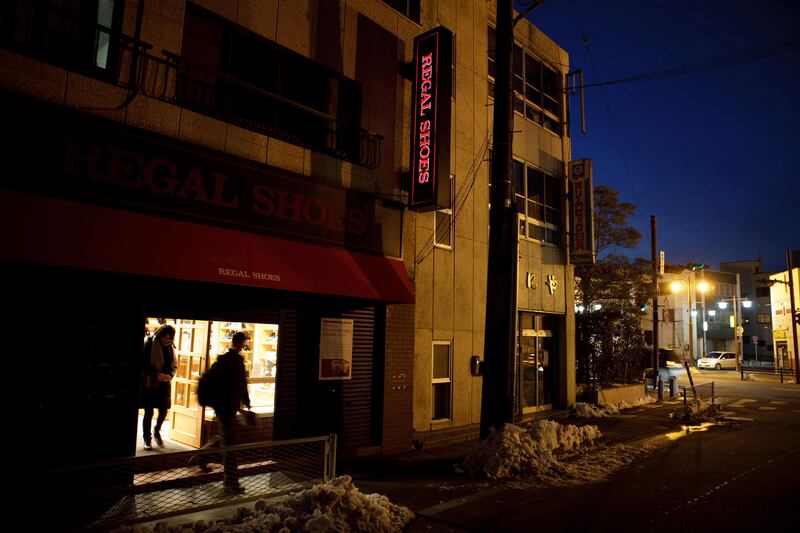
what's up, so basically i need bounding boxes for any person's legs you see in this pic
[142,407,154,448]
[189,433,221,471]
[153,408,167,446]
[218,414,242,491]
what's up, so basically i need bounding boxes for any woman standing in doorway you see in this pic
[140,324,177,449]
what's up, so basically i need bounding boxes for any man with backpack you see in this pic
[191,330,251,493]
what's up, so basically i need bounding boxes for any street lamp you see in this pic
[713,294,744,370]
[671,278,710,366]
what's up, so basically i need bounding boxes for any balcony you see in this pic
[0,1,383,169]
[148,50,383,169]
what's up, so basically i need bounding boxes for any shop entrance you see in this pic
[519,312,558,413]
[142,316,279,450]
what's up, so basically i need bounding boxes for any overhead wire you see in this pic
[414,120,493,265]
[568,37,800,92]
[568,0,650,250]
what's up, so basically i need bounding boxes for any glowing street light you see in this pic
[671,278,710,365]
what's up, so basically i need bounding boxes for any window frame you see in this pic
[487,25,563,135]
[379,0,421,24]
[514,161,563,247]
[434,173,455,249]
[0,0,126,81]
[431,341,453,421]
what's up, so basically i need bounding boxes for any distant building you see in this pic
[643,266,742,364]
[769,266,800,371]
[721,259,772,360]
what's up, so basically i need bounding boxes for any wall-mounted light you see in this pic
[742,300,752,308]
[718,301,728,309]
[708,310,716,317]
[703,321,708,331]
[593,303,602,311]
[690,310,698,317]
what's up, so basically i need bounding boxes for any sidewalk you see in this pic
[339,393,682,523]
[139,395,684,530]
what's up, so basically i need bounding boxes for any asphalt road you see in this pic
[402,371,800,532]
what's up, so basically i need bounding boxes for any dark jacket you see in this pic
[211,349,251,417]
[140,336,177,409]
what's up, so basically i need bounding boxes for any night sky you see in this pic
[523,0,800,272]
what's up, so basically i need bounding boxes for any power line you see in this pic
[569,0,650,251]
[414,121,493,265]
[568,37,800,92]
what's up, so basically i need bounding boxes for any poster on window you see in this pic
[319,318,353,380]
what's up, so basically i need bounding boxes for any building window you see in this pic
[513,160,563,246]
[488,26,562,135]
[380,0,420,23]
[755,287,770,298]
[434,174,454,248]
[178,4,376,167]
[432,342,452,420]
[0,0,125,78]
[757,314,771,324]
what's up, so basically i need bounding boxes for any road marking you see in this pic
[418,486,507,516]
[723,416,754,421]
[727,399,757,408]
[772,388,800,392]
[757,406,778,411]
[656,447,800,521]
[769,401,788,405]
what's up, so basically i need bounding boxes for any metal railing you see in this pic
[1,2,383,168]
[681,380,715,406]
[24,434,337,531]
[147,50,382,169]
[740,364,797,383]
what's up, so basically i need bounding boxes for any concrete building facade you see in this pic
[1,0,576,469]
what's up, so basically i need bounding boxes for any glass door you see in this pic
[168,319,209,447]
[519,312,557,413]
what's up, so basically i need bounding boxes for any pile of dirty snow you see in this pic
[572,402,609,418]
[671,398,719,423]
[461,420,602,480]
[572,396,655,418]
[117,475,413,533]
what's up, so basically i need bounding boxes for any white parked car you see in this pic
[697,351,737,370]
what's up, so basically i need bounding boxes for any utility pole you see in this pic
[480,0,517,439]
[787,248,800,384]
[651,216,660,390]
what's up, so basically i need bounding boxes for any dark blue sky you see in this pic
[522,0,800,272]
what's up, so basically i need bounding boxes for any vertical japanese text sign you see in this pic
[569,159,595,264]
[410,26,453,211]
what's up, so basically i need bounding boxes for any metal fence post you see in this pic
[325,433,337,481]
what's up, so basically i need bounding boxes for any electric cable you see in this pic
[569,0,650,250]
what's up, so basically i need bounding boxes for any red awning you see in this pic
[0,191,414,303]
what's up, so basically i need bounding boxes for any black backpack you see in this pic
[197,360,220,407]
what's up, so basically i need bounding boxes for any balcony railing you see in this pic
[1,2,383,169]
[142,49,382,169]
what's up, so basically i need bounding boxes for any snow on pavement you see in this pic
[116,475,413,533]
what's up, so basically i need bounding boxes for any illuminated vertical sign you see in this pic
[569,159,595,264]
[410,26,452,211]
